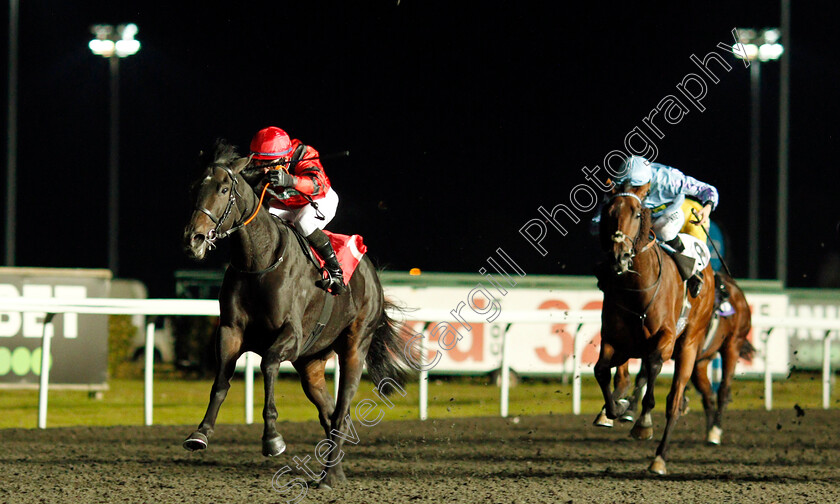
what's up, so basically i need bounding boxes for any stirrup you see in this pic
[316,272,347,295]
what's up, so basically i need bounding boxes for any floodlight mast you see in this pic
[733,28,784,280]
[88,24,140,276]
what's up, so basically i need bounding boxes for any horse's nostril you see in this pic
[192,234,205,244]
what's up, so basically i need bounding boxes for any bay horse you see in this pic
[594,182,715,475]
[615,272,753,444]
[182,140,413,489]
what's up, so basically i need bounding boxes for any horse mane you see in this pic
[635,205,653,252]
[208,139,239,166]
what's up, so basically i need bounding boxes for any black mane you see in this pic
[203,139,239,168]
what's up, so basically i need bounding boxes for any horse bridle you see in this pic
[197,164,250,250]
[608,191,663,322]
[608,192,659,262]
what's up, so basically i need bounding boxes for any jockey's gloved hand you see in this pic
[267,170,297,188]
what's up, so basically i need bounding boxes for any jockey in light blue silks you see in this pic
[594,155,719,298]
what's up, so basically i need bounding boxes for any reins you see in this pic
[197,164,288,275]
[200,163,277,249]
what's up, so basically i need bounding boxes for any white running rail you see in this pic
[0,297,836,428]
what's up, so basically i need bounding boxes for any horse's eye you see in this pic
[635,213,641,219]
[221,187,229,194]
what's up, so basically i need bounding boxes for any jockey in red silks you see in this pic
[249,126,347,295]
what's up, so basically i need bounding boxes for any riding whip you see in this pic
[691,208,734,278]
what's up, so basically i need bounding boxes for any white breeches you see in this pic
[651,204,685,242]
[268,188,339,236]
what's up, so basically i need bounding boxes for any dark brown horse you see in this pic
[182,140,413,489]
[615,273,753,445]
[594,182,715,475]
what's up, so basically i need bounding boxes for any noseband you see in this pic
[197,164,250,250]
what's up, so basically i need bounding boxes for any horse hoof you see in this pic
[707,425,723,445]
[630,425,653,440]
[262,435,286,457]
[619,410,636,423]
[593,411,614,428]
[616,398,630,415]
[648,455,667,475]
[183,432,208,452]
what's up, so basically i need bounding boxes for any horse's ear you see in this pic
[635,182,651,196]
[232,155,252,174]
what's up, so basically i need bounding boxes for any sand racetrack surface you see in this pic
[1,409,839,503]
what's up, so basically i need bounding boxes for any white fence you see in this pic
[0,296,838,428]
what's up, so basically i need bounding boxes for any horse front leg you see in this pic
[183,325,243,451]
[650,337,699,475]
[630,355,663,441]
[593,341,629,427]
[260,356,286,457]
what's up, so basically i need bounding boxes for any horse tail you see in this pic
[366,299,416,393]
[739,338,756,360]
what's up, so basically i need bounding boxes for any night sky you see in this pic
[2,1,838,297]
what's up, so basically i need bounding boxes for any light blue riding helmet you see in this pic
[617,155,652,186]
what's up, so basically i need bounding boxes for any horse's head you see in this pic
[599,182,651,276]
[184,140,252,260]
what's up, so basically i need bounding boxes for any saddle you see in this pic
[279,222,368,354]
[281,219,367,285]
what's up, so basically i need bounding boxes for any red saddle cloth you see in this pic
[314,231,367,284]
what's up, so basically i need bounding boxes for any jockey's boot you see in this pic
[306,229,347,295]
[664,237,703,297]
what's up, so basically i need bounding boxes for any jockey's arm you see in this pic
[289,156,329,198]
[657,165,719,218]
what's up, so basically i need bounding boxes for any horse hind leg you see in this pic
[690,357,718,444]
[292,357,337,488]
[294,358,336,435]
[709,341,742,445]
[594,361,632,428]
[593,360,617,428]
[621,361,648,424]
[630,357,662,441]
[318,336,369,489]
[593,344,630,427]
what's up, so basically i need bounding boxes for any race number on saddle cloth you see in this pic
[662,233,712,277]
[249,126,348,295]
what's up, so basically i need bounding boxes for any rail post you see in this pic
[144,317,156,426]
[37,313,56,429]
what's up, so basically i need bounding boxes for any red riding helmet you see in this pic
[250,126,293,160]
